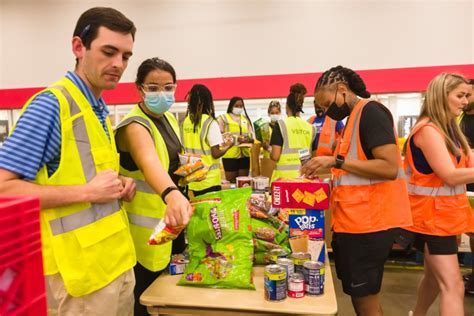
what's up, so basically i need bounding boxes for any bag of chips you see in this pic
[177,188,255,289]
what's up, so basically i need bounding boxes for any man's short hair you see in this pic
[73,7,136,49]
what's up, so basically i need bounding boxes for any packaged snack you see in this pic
[183,167,209,183]
[148,219,185,245]
[251,218,288,245]
[288,209,324,239]
[169,254,189,275]
[174,160,204,177]
[178,188,255,289]
[271,178,330,209]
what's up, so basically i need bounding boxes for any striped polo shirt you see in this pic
[0,71,110,180]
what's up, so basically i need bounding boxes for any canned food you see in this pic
[303,261,325,296]
[236,176,252,188]
[290,252,311,274]
[276,258,294,277]
[253,176,269,192]
[264,264,287,301]
[288,272,305,298]
[268,249,289,264]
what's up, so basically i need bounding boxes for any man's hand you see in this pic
[300,156,336,178]
[164,190,193,227]
[119,176,136,202]
[84,170,124,203]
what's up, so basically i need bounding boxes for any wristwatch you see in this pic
[161,186,179,204]
[334,155,345,169]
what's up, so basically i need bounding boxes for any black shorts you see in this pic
[413,233,457,255]
[222,157,250,172]
[331,229,395,298]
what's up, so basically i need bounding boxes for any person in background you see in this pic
[261,100,282,157]
[270,93,314,183]
[459,79,474,296]
[290,82,308,107]
[259,100,281,178]
[301,66,412,316]
[115,57,193,316]
[182,84,234,197]
[308,100,345,156]
[402,73,474,316]
[0,7,137,315]
[218,96,254,182]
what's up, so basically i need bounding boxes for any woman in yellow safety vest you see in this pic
[218,97,255,182]
[114,57,193,316]
[270,92,314,183]
[181,84,234,197]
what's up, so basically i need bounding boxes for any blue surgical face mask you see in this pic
[143,91,175,114]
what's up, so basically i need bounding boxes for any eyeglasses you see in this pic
[141,83,177,93]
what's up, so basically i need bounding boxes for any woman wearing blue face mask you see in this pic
[114,57,193,316]
[217,97,255,182]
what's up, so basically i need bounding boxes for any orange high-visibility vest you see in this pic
[331,100,412,233]
[308,115,339,156]
[404,119,474,235]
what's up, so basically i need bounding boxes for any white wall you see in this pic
[0,0,473,88]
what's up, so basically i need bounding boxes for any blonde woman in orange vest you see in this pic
[403,73,474,316]
[301,66,412,316]
[307,101,344,156]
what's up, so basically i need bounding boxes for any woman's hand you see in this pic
[164,190,193,227]
[300,156,336,178]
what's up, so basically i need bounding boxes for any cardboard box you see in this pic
[271,178,330,210]
[288,209,326,263]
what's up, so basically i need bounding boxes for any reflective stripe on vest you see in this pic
[317,118,336,150]
[182,117,215,156]
[127,213,161,230]
[405,162,465,197]
[333,104,406,187]
[220,114,249,137]
[48,86,120,236]
[279,120,304,155]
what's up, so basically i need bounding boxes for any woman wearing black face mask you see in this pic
[301,66,412,316]
[307,100,344,157]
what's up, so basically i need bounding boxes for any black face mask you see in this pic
[326,91,350,121]
[316,109,324,117]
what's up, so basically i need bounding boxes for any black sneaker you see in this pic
[464,273,472,282]
[466,280,474,295]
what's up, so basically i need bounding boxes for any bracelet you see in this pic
[161,186,179,204]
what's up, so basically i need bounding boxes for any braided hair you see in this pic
[314,65,371,98]
[188,84,215,133]
[289,83,307,106]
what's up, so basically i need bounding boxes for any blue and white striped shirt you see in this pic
[0,71,110,180]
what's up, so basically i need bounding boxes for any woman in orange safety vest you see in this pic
[403,73,474,316]
[301,65,412,316]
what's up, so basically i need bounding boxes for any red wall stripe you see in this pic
[0,64,473,109]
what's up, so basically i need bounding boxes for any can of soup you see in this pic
[236,176,252,188]
[264,264,287,301]
[253,176,269,192]
[290,252,311,274]
[288,272,305,298]
[303,261,325,296]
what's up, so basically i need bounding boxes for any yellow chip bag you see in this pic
[292,189,304,203]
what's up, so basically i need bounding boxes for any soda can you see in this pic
[290,252,311,274]
[303,261,325,296]
[276,258,294,278]
[264,264,287,301]
[288,272,305,298]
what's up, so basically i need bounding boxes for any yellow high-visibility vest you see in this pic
[116,105,181,272]
[219,113,250,158]
[181,114,221,191]
[271,116,315,183]
[18,77,136,297]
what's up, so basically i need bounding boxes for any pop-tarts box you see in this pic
[271,178,330,210]
[289,209,326,263]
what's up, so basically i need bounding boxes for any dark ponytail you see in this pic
[286,93,303,117]
[315,65,371,98]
